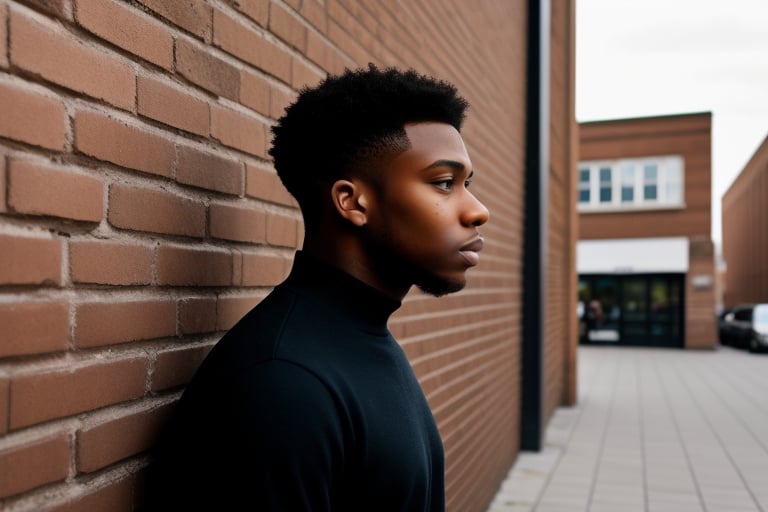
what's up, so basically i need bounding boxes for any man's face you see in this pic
[364,122,490,297]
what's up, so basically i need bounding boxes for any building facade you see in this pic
[577,113,717,350]
[722,134,768,307]
[0,1,577,511]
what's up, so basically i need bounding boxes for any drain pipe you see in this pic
[521,0,550,451]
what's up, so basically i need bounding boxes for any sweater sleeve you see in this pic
[144,360,348,512]
[227,359,347,510]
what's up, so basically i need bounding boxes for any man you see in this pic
[144,64,489,511]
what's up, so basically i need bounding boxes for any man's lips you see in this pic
[459,236,484,266]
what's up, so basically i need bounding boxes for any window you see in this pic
[620,164,634,203]
[577,155,685,211]
[599,167,612,203]
[643,164,658,200]
[578,167,590,203]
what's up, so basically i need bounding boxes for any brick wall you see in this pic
[0,1,576,511]
[722,134,768,307]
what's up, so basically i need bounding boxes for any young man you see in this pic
[144,64,489,511]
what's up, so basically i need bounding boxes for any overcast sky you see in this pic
[575,0,768,246]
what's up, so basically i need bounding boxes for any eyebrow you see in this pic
[424,159,473,177]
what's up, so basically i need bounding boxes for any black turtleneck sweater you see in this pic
[144,251,445,511]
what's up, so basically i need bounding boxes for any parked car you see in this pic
[718,303,768,352]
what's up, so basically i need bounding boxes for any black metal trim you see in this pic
[521,0,550,451]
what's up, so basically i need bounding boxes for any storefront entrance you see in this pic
[578,274,685,348]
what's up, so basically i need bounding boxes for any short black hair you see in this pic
[269,64,468,218]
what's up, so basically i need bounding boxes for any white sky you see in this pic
[575,0,768,247]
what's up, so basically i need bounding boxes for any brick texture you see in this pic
[8,159,103,222]
[74,110,175,178]
[0,79,66,150]
[0,301,70,358]
[0,434,70,498]
[176,144,244,195]
[69,240,153,285]
[0,4,8,68]
[10,8,135,111]
[0,233,62,286]
[10,358,147,429]
[175,38,241,100]
[75,0,174,70]
[77,406,168,473]
[74,299,176,348]
[137,75,209,136]
[108,184,206,238]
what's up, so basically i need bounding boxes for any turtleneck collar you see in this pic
[284,251,402,329]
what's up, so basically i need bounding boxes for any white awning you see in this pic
[577,237,689,274]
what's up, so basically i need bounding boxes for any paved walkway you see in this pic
[486,345,768,512]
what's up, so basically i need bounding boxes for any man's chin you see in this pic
[415,276,466,297]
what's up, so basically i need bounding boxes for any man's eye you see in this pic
[434,179,454,191]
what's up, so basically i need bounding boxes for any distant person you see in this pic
[585,298,604,338]
[143,64,490,511]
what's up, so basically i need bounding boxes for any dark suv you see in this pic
[719,303,768,352]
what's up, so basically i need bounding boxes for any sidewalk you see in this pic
[486,345,768,512]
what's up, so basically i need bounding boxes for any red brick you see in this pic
[210,103,267,157]
[299,0,328,33]
[241,252,290,286]
[270,2,307,51]
[156,245,233,286]
[74,110,175,178]
[213,8,292,83]
[178,297,218,335]
[15,0,69,19]
[0,434,69,498]
[152,345,211,391]
[0,79,66,151]
[225,0,268,26]
[138,0,211,41]
[108,184,206,238]
[175,38,240,101]
[10,358,147,429]
[8,159,103,222]
[266,213,299,247]
[176,145,244,195]
[0,301,70,358]
[0,4,8,68]
[74,299,176,348]
[240,69,271,116]
[0,155,7,212]
[10,8,135,111]
[137,75,209,136]
[209,202,267,243]
[306,28,347,75]
[246,164,295,206]
[75,0,173,69]
[0,378,9,435]
[69,240,153,285]
[77,406,168,472]
[48,476,134,512]
[270,82,296,119]
[0,233,62,286]
[292,57,324,89]
[217,294,263,330]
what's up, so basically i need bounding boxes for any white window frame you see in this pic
[577,155,685,212]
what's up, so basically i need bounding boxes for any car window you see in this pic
[753,304,768,324]
[734,307,753,321]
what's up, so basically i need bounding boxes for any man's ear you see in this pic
[331,179,369,227]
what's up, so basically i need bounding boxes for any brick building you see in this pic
[722,133,768,307]
[577,112,718,350]
[0,1,577,511]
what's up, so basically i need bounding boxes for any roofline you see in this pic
[578,111,712,126]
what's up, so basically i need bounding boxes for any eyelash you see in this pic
[434,178,472,191]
